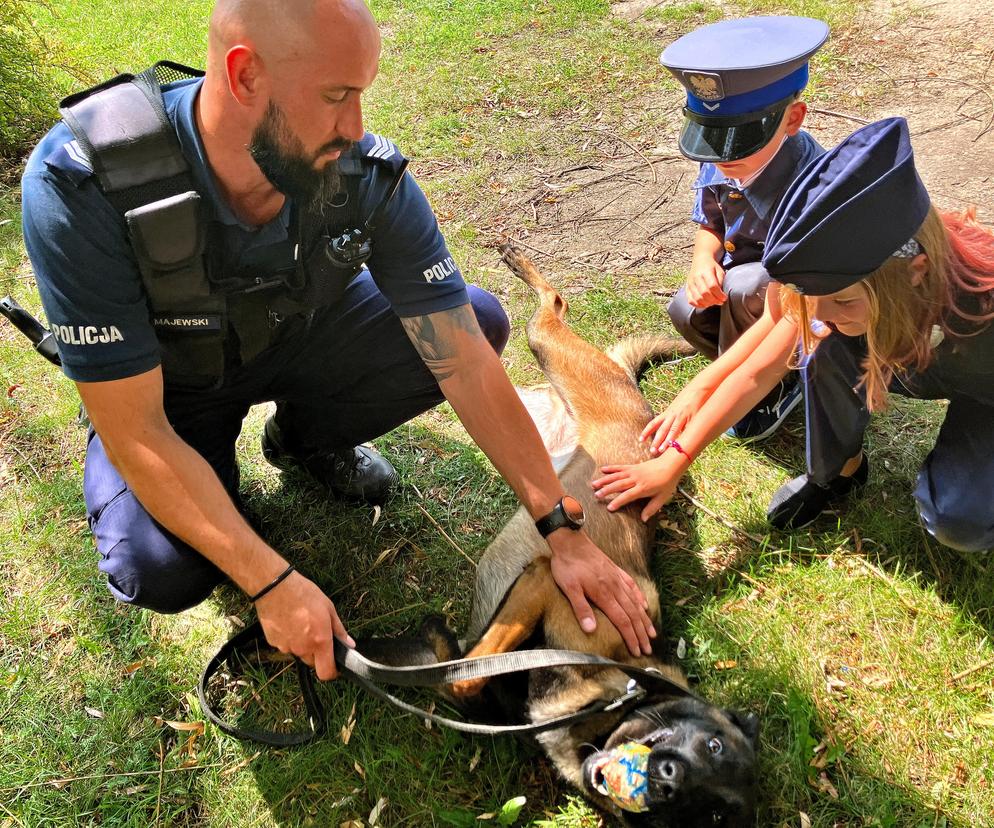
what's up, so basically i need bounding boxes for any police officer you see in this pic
[21,0,655,680]
[660,16,827,440]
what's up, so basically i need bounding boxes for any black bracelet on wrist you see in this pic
[249,564,296,603]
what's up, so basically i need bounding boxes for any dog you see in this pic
[369,245,760,825]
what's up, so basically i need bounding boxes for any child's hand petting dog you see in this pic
[641,384,711,455]
[592,456,682,522]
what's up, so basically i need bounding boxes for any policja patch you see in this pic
[660,16,829,163]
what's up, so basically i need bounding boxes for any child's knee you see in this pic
[666,288,692,329]
[917,505,994,553]
[722,261,769,311]
[915,475,994,553]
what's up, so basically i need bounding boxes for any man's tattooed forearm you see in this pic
[401,305,482,382]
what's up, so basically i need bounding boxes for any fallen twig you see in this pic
[508,236,558,260]
[154,740,165,826]
[7,443,42,483]
[1,764,223,793]
[348,602,429,633]
[808,108,871,125]
[949,658,994,685]
[676,486,765,544]
[581,127,658,184]
[0,798,22,826]
[413,502,476,568]
[221,751,261,777]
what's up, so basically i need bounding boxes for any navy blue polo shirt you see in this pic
[690,130,823,269]
[21,78,468,383]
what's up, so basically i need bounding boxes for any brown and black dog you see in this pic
[373,245,760,825]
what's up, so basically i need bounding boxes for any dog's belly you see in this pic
[467,446,657,642]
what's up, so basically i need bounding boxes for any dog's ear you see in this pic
[726,708,760,749]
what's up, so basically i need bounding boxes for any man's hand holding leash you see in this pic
[253,568,354,681]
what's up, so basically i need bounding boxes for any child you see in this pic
[661,15,828,439]
[593,117,994,553]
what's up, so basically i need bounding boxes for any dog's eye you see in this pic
[707,737,723,754]
[711,813,724,824]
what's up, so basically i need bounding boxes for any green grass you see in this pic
[3,1,994,826]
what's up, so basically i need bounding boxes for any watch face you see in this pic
[562,495,586,526]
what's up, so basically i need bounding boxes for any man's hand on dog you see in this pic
[255,571,355,680]
[546,530,655,656]
[592,458,681,522]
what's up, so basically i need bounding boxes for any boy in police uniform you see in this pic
[661,16,828,440]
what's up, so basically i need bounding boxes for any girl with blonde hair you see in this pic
[593,117,994,551]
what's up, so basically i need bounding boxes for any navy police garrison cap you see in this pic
[660,16,829,163]
[762,117,932,296]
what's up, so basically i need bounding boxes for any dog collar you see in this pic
[590,741,651,813]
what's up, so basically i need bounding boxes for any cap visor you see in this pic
[678,108,786,163]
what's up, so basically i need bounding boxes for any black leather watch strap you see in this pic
[535,496,584,538]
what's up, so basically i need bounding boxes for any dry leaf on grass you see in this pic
[368,796,388,826]
[84,707,105,719]
[813,772,839,799]
[154,718,205,734]
[341,701,357,744]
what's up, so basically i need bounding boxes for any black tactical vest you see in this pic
[59,61,403,390]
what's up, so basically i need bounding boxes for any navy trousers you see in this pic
[83,272,510,612]
[801,332,994,552]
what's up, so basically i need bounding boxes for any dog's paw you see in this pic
[448,677,489,699]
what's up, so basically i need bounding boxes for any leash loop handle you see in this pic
[198,623,326,747]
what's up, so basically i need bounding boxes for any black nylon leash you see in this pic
[198,620,697,746]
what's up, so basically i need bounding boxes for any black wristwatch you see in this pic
[535,495,586,538]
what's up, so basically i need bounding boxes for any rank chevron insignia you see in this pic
[366,133,397,160]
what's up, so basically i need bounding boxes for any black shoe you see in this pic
[767,455,869,530]
[261,416,399,505]
[725,377,803,443]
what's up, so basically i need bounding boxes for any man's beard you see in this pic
[248,101,353,212]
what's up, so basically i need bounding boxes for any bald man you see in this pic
[20,0,654,679]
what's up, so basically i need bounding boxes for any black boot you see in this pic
[767,455,869,530]
[261,416,399,505]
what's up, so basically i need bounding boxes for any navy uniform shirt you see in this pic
[690,130,823,269]
[21,78,469,384]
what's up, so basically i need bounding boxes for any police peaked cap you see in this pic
[660,16,829,162]
[761,117,932,295]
